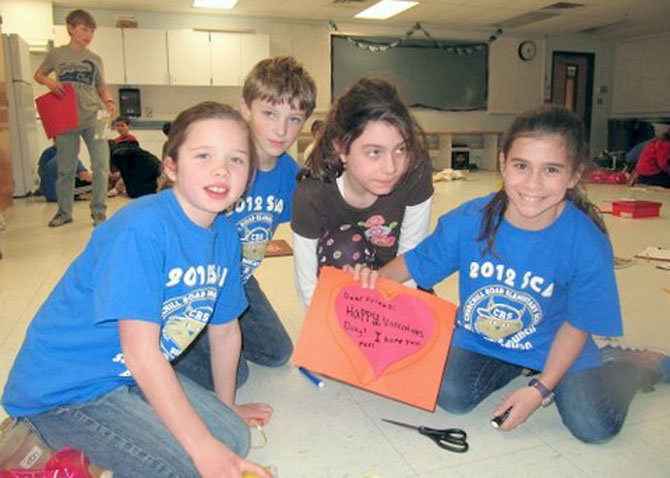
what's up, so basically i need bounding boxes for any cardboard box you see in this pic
[612,200,662,218]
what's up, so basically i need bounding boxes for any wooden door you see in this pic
[551,52,594,139]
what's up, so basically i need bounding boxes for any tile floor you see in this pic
[0,171,669,477]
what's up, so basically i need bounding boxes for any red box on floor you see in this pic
[612,200,662,218]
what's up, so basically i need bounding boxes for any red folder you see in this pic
[35,83,78,138]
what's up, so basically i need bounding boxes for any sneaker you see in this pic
[92,213,107,227]
[600,344,670,391]
[48,212,73,228]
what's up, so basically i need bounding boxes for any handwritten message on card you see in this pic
[335,286,436,378]
[293,267,456,410]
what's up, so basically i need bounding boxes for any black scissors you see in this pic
[382,418,469,453]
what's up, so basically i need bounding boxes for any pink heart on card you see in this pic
[333,285,436,381]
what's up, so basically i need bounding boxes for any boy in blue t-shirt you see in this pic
[228,56,316,378]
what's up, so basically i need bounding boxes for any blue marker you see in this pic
[299,367,324,388]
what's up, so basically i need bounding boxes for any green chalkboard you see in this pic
[331,35,488,111]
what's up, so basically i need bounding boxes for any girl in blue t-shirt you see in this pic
[356,105,669,443]
[2,102,273,477]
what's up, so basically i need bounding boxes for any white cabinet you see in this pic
[52,26,125,84]
[126,30,268,86]
[211,33,269,86]
[123,29,169,85]
[211,32,241,86]
[167,30,211,86]
[56,27,169,85]
[171,31,269,86]
[51,26,269,87]
[240,34,269,82]
[90,28,125,85]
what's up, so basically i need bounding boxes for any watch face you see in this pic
[518,41,537,61]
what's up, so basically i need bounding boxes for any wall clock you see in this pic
[518,40,537,61]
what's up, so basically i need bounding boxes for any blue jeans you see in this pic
[439,347,642,443]
[173,322,250,388]
[24,374,250,477]
[55,126,109,218]
[238,276,293,368]
[173,276,293,387]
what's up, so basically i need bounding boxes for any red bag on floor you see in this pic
[585,169,629,184]
[0,447,94,478]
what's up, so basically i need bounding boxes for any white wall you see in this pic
[611,32,670,117]
[488,38,545,115]
[0,0,52,48]
[545,34,616,155]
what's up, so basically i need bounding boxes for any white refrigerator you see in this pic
[2,33,39,197]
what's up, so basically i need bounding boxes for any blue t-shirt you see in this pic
[2,189,247,417]
[38,146,87,202]
[227,153,299,283]
[405,194,622,372]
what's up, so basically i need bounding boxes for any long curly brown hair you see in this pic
[299,77,428,183]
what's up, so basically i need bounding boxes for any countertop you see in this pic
[126,118,173,130]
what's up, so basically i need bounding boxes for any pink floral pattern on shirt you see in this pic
[358,215,398,248]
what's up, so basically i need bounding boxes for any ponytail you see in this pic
[477,189,508,255]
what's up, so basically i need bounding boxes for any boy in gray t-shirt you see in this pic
[35,9,116,227]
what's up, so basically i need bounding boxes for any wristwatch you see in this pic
[529,378,555,407]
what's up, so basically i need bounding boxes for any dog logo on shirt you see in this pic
[475,299,524,341]
[461,285,543,350]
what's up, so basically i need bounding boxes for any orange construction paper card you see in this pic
[35,83,78,139]
[292,267,456,411]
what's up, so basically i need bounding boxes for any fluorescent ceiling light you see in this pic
[355,1,418,20]
[193,0,239,9]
